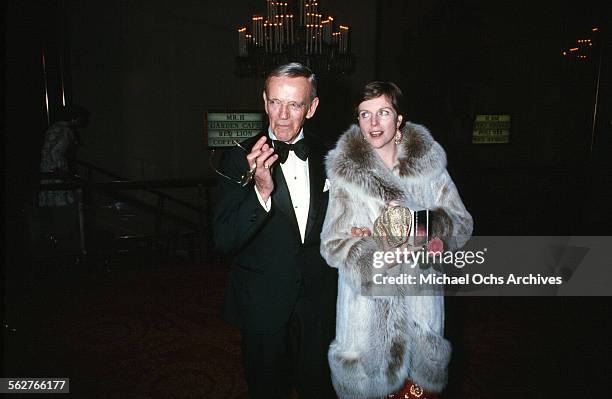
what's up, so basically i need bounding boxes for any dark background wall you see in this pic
[5,0,59,281]
[374,0,607,169]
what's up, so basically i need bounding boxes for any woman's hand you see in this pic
[350,227,372,237]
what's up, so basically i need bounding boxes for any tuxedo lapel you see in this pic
[304,138,326,243]
[272,164,301,240]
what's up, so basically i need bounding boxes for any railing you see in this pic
[38,162,217,265]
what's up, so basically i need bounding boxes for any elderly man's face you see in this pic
[263,76,319,143]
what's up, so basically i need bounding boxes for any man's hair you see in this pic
[264,62,318,101]
[356,81,405,127]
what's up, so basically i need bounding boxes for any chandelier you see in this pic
[236,0,355,77]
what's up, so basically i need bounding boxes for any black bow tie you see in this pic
[273,139,309,163]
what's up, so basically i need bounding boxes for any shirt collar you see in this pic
[268,128,304,144]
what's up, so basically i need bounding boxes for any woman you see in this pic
[320,82,473,398]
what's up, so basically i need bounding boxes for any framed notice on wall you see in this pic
[205,111,264,148]
[472,114,511,144]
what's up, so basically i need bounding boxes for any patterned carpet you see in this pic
[3,262,610,398]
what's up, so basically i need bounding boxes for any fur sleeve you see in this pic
[429,170,473,249]
[320,184,380,292]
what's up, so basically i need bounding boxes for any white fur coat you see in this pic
[320,122,473,398]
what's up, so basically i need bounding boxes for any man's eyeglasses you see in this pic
[357,108,395,121]
[266,98,307,113]
[209,140,257,187]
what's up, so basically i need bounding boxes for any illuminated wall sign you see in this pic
[472,114,511,144]
[205,112,264,148]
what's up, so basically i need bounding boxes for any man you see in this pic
[214,63,338,399]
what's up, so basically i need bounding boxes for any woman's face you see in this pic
[357,95,403,152]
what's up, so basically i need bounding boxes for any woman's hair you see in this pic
[355,81,405,128]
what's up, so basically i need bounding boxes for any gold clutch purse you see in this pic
[373,205,413,247]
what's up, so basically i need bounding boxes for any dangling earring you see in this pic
[394,131,402,145]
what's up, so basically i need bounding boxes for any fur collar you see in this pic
[326,122,447,202]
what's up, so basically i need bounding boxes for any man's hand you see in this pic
[246,136,279,201]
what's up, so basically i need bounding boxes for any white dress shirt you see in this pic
[254,129,310,243]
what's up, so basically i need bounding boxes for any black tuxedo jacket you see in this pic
[214,131,337,333]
